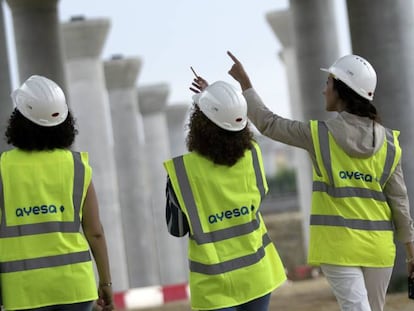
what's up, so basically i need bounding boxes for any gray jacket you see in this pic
[244,88,414,243]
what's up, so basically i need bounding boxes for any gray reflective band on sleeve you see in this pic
[0,151,84,237]
[189,233,272,275]
[0,250,91,273]
[173,148,265,245]
[310,214,393,231]
[313,181,386,201]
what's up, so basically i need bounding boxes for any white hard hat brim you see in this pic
[192,93,201,104]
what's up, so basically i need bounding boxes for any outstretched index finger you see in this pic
[227,51,240,64]
[190,66,198,78]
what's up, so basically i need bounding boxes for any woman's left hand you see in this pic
[97,285,115,310]
[190,76,209,94]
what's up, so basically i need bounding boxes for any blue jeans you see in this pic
[206,293,271,311]
[13,301,94,311]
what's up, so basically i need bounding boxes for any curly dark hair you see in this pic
[333,78,381,123]
[5,108,78,151]
[186,105,254,166]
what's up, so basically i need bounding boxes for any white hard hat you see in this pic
[321,54,377,101]
[11,75,68,127]
[192,81,247,131]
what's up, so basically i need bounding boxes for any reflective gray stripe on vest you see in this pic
[318,122,334,185]
[316,122,396,197]
[311,215,393,231]
[0,151,84,237]
[0,153,2,227]
[379,129,396,186]
[251,146,266,198]
[313,181,386,201]
[189,233,272,275]
[0,151,90,273]
[0,250,91,273]
[173,146,265,245]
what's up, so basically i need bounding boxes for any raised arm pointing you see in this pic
[227,51,252,91]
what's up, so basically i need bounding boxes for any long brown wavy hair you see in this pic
[186,105,254,166]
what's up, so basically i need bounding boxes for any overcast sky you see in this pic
[4,0,350,118]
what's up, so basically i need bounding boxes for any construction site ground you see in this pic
[127,276,413,311]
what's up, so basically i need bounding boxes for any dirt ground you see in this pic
[127,276,413,311]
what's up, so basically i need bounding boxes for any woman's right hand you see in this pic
[227,51,252,91]
[405,241,414,278]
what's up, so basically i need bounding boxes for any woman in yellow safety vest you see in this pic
[186,51,414,311]
[164,80,287,310]
[0,75,114,311]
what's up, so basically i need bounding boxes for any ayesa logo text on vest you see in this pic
[338,170,374,182]
[208,205,255,224]
[15,205,65,217]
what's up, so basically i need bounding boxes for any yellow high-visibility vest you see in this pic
[0,149,97,310]
[308,121,401,267]
[164,142,286,310]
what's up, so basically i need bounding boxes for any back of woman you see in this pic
[164,81,287,311]
[224,51,414,311]
[0,75,113,311]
